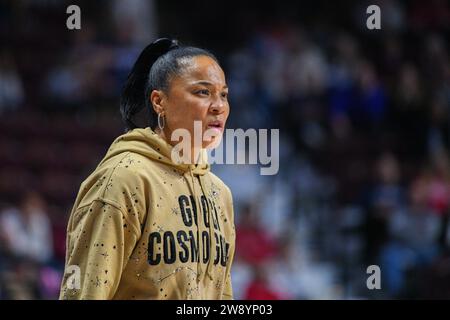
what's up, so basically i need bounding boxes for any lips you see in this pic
[206,120,224,132]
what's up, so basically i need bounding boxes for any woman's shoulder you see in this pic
[76,152,159,204]
[99,149,158,170]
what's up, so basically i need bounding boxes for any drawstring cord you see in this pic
[186,169,202,283]
[184,168,215,283]
[199,174,215,281]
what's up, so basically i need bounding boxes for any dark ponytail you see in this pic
[120,38,219,131]
[120,38,179,131]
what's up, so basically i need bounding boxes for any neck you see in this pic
[155,127,203,164]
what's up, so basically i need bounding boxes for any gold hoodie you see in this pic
[59,128,235,300]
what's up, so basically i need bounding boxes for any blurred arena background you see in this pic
[0,0,449,299]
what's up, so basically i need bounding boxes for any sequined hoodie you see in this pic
[59,127,235,300]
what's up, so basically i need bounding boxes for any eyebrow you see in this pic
[192,80,228,89]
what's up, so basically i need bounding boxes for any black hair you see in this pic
[120,38,219,131]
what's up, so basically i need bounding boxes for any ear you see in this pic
[150,89,166,115]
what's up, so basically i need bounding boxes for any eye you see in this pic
[195,89,210,96]
[221,92,228,99]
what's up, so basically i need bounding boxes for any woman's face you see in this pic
[152,55,229,152]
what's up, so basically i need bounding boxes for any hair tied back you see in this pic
[120,38,179,131]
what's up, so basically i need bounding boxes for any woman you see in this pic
[60,38,235,299]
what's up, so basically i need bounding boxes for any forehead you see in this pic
[177,55,226,85]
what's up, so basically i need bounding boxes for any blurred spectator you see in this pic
[427,95,450,156]
[0,51,24,112]
[394,63,425,115]
[284,28,328,98]
[235,202,278,265]
[44,23,115,109]
[266,235,307,299]
[380,173,442,297]
[243,265,282,300]
[371,153,405,210]
[110,0,157,46]
[364,153,405,267]
[328,33,360,121]
[0,191,53,264]
[425,151,450,216]
[354,61,387,127]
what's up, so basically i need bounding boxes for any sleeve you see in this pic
[221,186,236,300]
[59,199,140,300]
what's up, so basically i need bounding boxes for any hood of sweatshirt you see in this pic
[102,127,216,283]
[98,127,210,176]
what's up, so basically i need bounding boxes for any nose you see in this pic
[210,95,226,114]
